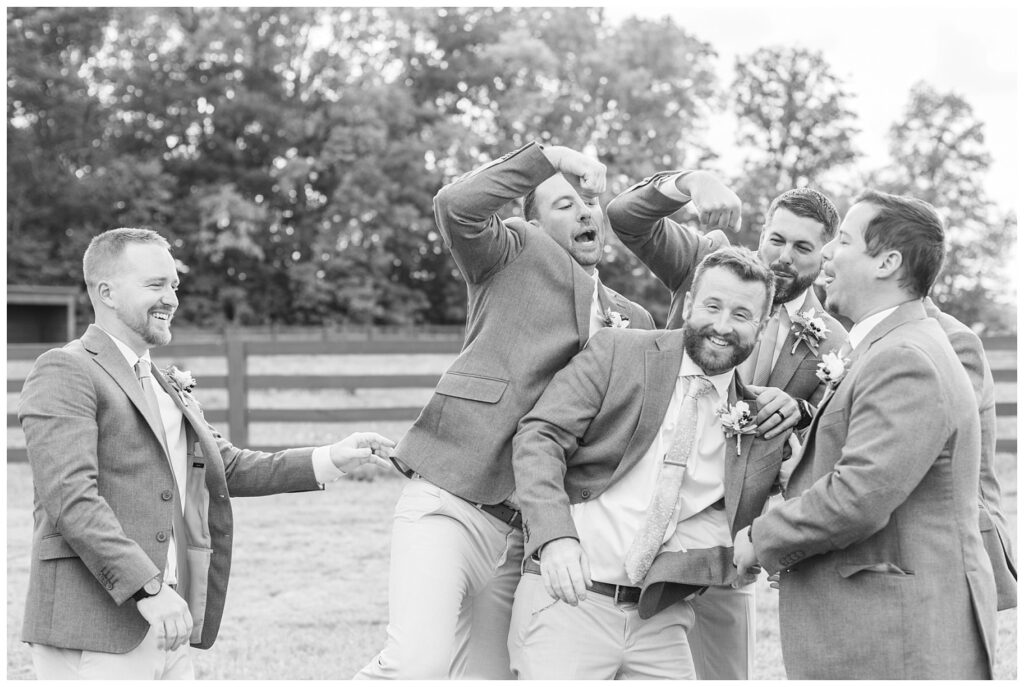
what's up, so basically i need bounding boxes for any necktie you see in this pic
[135,360,190,602]
[751,307,790,386]
[624,375,715,584]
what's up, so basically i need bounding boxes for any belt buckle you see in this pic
[506,509,522,527]
[613,585,625,604]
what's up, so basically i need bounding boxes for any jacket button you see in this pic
[156,531,168,542]
[106,582,114,590]
[581,488,591,499]
[161,490,173,501]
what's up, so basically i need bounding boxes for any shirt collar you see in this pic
[848,305,900,350]
[781,288,811,320]
[96,325,151,370]
[679,351,733,401]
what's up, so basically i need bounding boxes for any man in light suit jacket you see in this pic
[923,296,1016,614]
[18,228,394,679]
[608,175,849,678]
[354,142,663,680]
[734,190,998,679]
[508,247,788,678]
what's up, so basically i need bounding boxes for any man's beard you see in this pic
[682,322,755,376]
[770,265,817,305]
[121,306,173,347]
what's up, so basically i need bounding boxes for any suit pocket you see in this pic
[186,546,213,643]
[837,561,914,578]
[37,533,78,560]
[435,371,509,404]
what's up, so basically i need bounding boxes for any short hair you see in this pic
[765,187,840,242]
[83,227,171,289]
[522,188,539,221]
[854,189,945,297]
[691,246,776,323]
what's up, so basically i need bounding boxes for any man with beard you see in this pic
[19,228,395,679]
[607,178,849,679]
[508,247,789,679]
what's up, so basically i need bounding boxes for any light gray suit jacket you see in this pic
[607,171,848,409]
[18,325,320,653]
[396,143,654,504]
[513,327,789,618]
[751,301,997,679]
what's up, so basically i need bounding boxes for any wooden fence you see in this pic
[7,331,1018,462]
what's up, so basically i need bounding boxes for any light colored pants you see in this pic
[354,477,524,679]
[31,624,194,680]
[687,582,756,679]
[508,571,697,679]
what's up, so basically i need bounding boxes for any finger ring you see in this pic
[774,410,785,421]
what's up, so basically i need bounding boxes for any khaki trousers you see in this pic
[687,582,756,679]
[31,624,194,680]
[354,477,524,679]
[508,572,697,679]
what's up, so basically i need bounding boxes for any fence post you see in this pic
[226,328,248,447]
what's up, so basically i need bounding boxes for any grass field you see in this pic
[5,457,1018,680]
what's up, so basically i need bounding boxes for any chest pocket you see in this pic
[435,371,509,404]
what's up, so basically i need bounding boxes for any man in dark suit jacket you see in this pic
[608,175,849,678]
[18,228,393,679]
[354,142,668,680]
[734,190,997,678]
[923,297,1016,613]
[508,247,787,678]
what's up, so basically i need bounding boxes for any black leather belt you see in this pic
[471,500,522,530]
[523,557,641,604]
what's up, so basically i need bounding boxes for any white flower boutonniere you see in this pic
[790,308,831,355]
[164,365,197,404]
[717,401,757,456]
[604,308,631,328]
[815,350,848,387]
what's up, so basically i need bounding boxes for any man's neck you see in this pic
[95,319,149,358]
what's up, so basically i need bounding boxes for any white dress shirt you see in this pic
[571,352,734,586]
[847,305,900,351]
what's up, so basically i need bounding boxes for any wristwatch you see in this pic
[132,576,161,602]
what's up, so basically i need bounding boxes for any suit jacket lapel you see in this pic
[723,376,762,532]
[769,291,816,389]
[83,326,170,460]
[572,263,595,350]
[612,330,684,480]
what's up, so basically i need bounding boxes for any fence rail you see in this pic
[7,331,1018,462]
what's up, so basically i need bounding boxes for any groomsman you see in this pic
[18,228,394,679]
[733,190,998,678]
[354,143,655,680]
[509,247,791,678]
[608,175,848,678]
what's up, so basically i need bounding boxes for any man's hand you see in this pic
[677,171,742,232]
[328,432,395,473]
[747,385,801,440]
[539,537,592,606]
[541,145,607,197]
[732,526,761,588]
[136,584,193,651]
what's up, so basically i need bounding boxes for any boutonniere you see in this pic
[716,401,757,455]
[815,350,848,387]
[604,308,630,328]
[790,308,831,355]
[164,365,197,404]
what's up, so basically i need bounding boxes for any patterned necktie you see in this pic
[625,375,715,584]
[752,306,790,386]
[135,360,164,430]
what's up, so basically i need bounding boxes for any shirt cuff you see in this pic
[656,172,692,202]
[312,445,346,485]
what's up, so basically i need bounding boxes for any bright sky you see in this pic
[604,0,1019,210]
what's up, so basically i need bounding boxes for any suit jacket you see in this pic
[607,171,847,408]
[513,327,789,618]
[18,325,320,653]
[923,297,1016,609]
[396,142,654,504]
[751,301,997,679]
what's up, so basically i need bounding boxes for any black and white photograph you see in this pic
[6,1,1017,680]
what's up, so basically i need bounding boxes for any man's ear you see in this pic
[876,250,903,280]
[682,291,693,320]
[95,280,115,308]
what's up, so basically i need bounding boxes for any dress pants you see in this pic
[687,583,756,679]
[508,571,696,679]
[354,477,524,679]
[31,624,194,680]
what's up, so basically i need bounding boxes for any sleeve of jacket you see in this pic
[433,142,557,284]
[606,171,724,294]
[513,329,617,559]
[751,344,959,573]
[206,424,320,497]
[18,349,161,605]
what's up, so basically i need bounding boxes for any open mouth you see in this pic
[151,311,173,322]
[574,228,597,244]
[706,334,733,348]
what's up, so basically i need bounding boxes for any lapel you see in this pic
[611,330,685,480]
[768,290,816,389]
[571,262,595,351]
[83,325,170,461]
[596,280,641,329]
[722,375,762,532]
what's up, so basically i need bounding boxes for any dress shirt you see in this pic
[587,270,604,337]
[847,305,900,352]
[571,353,733,585]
